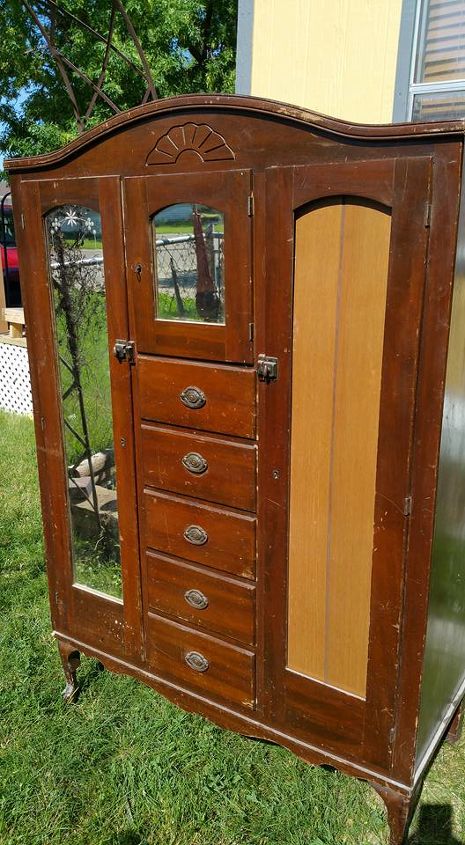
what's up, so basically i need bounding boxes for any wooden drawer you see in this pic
[146,552,256,645]
[147,614,255,709]
[141,424,257,512]
[137,356,256,439]
[144,490,256,579]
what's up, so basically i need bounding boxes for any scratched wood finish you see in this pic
[262,156,435,780]
[141,423,257,511]
[6,95,465,181]
[124,170,253,363]
[137,356,256,439]
[287,199,391,697]
[147,613,256,709]
[146,551,256,644]
[13,177,142,664]
[7,96,465,845]
[143,489,256,579]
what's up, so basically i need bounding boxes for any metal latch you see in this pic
[257,354,278,382]
[113,340,136,364]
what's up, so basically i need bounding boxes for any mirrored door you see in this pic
[19,176,142,660]
[123,170,253,363]
[45,204,122,598]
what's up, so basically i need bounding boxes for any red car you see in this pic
[1,196,21,307]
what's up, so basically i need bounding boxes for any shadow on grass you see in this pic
[113,832,151,845]
[73,656,105,696]
[408,805,464,844]
[114,833,146,845]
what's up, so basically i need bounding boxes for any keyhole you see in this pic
[134,263,142,281]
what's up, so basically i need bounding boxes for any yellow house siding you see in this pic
[249,0,404,123]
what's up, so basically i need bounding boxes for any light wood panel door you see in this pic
[260,157,432,770]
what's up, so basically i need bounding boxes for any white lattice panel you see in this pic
[0,342,33,415]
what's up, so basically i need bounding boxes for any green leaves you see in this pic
[0,0,238,161]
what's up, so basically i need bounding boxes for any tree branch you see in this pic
[57,53,121,114]
[22,0,85,132]
[83,5,116,122]
[44,0,147,81]
[113,0,158,100]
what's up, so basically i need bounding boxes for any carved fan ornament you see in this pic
[146,123,235,166]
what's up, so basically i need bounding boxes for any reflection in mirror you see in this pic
[152,203,225,323]
[46,205,122,600]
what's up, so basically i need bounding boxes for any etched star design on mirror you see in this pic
[63,208,80,228]
[49,208,96,239]
[50,208,79,232]
[84,217,96,237]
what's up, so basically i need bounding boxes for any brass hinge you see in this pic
[113,339,136,365]
[424,202,431,228]
[248,193,254,217]
[21,213,25,230]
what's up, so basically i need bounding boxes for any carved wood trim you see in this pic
[6,94,465,173]
[146,123,235,165]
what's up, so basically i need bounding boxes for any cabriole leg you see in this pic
[372,781,422,845]
[57,641,81,702]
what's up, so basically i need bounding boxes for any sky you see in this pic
[0,119,6,172]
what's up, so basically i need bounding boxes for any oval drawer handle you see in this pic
[185,650,209,673]
[184,524,208,546]
[181,452,208,475]
[180,386,206,410]
[184,588,209,610]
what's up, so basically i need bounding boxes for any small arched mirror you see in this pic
[152,203,225,324]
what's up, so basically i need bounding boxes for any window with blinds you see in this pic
[416,0,465,82]
[407,0,465,120]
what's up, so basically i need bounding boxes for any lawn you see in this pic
[1,409,465,844]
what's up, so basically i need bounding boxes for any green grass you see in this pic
[155,223,225,235]
[156,223,196,235]
[157,290,203,321]
[63,237,102,250]
[1,409,465,844]
[55,291,113,466]
[54,290,121,598]
[73,533,122,599]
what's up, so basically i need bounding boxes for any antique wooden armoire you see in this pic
[7,95,465,844]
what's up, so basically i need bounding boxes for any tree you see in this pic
[0,0,238,159]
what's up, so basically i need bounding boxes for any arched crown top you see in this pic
[5,93,465,173]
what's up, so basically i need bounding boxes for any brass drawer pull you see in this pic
[184,524,208,546]
[185,650,209,673]
[180,386,206,410]
[184,588,209,610]
[181,452,208,475]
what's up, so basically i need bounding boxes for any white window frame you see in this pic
[393,0,465,121]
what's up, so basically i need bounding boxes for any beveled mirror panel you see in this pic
[287,197,391,697]
[152,203,225,323]
[46,205,122,599]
